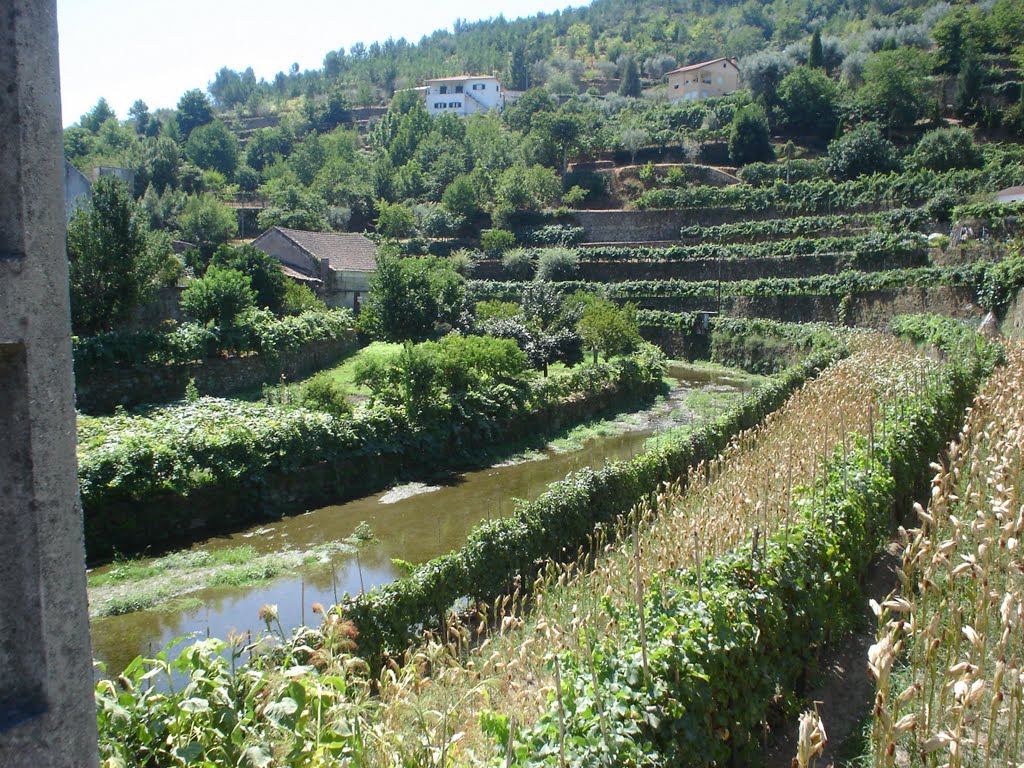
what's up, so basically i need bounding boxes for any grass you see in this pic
[88,540,356,618]
[88,545,259,587]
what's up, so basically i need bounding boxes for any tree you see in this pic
[80,98,116,133]
[375,201,418,239]
[495,164,561,212]
[618,56,641,97]
[208,66,257,109]
[954,52,987,124]
[508,45,530,90]
[856,49,930,133]
[621,127,648,164]
[257,186,328,232]
[576,296,641,362]
[740,51,793,109]
[128,99,152,136]
[825,123,900,180]
[180,265,256,328]
[185,121,240,177]
[359,252,467,342]
[245,127,291,171]
[210,244,287,313]
[531,112,583,174]
[176,89,214,139]
[777,66,840,139]
[932,6,988,74]
[442,174,483,219]
[177,193,238,254]
[728,104,774,166]
[907,127,984,172]
[807,30,824,69]
[67,177,168,334]
[503,88,555,133]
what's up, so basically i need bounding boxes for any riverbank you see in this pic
[80,346,666,562]
[88,361,758,672]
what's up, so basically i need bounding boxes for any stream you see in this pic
[90,363,756,674]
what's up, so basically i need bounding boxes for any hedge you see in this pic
[577,231,926,264]
[469,262,992,303]
[73,308,356,373]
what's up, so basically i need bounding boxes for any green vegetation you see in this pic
[72,307,356,373]
[504,330,989,766]
[67,176,178,335]
[88,541,356,617]
[78,343,666,559]
[67,0,1024,762]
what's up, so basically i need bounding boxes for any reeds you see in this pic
[869,343,1024,767]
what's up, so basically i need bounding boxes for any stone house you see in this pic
[251,226,377,312]
[666,57,740,102]
[422,74,511,116]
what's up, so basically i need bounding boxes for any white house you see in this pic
[666,57,740,102]
[422,75,507,116]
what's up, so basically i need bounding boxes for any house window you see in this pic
[439,86,448,94]
[473,83,485,90]
[673,84,679,89]
[455,85,463,93]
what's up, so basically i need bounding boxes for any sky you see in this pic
[57,0,587,127]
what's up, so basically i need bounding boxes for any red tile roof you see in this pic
[666,57,738,75]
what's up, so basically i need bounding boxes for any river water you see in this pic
[90,364,754,673]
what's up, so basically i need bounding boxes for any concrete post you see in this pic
[0,0,99,764]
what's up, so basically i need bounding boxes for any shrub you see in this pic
[475,300,521,323]
[728,104,774,166]
[180,266,256,329]
[501,248,536,279]
[481,229,516,257]
[298,374,351,417]
[826,123,901,180]
[908,127,985,172]
[280,281,326,316]
[535,247,578,281]
[447,249,478,277]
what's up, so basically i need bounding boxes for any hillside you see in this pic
[66,2,1024,764]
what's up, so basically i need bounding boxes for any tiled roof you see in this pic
[279,263,323,284]
[424,74,498,82]
[666,57,738,75]
[996,186,1024,196]
[271,227,378,273]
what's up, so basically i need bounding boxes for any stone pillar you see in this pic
[0,1,99,764]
